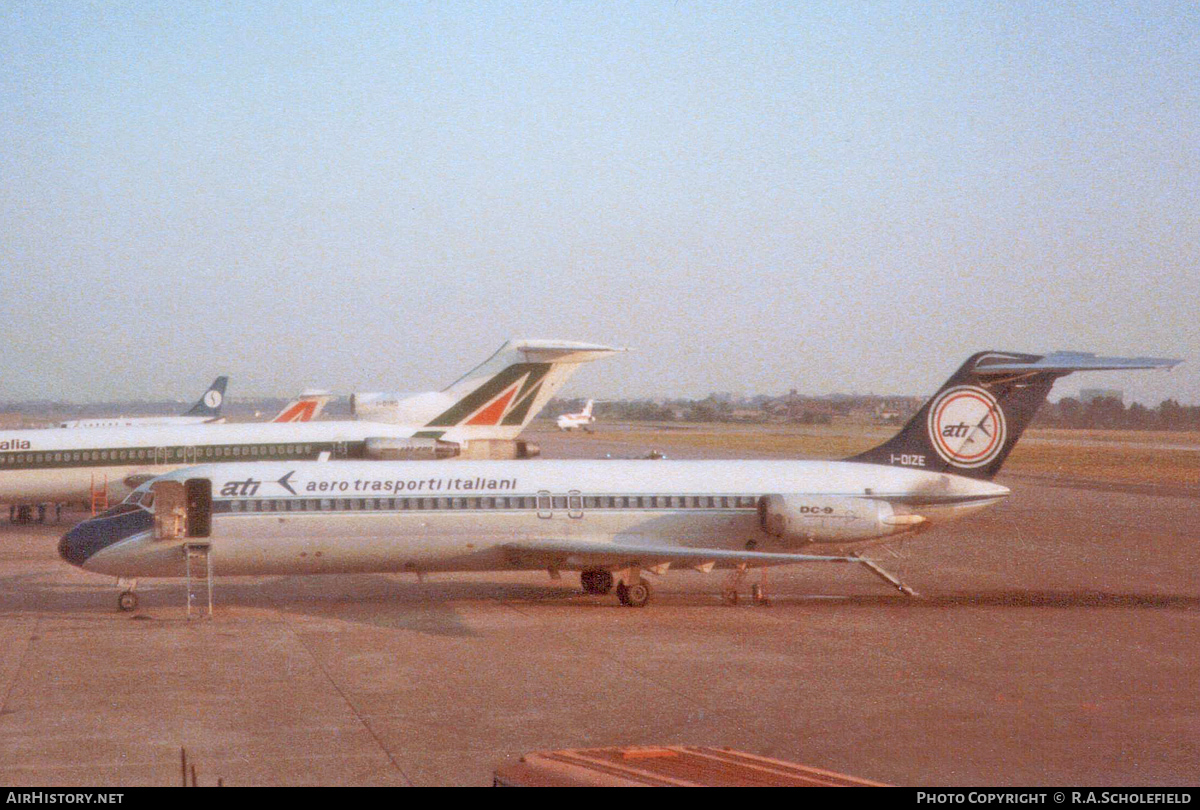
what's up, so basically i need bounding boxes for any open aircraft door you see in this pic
[151,480,187,540]
[185,478,211,538]
[150,478,211,540]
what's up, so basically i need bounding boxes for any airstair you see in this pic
[89,474,109,515]
[183,542,213,619]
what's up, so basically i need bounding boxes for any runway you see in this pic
[0,428,1196,785]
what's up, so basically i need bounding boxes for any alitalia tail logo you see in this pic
[426,363,550,428]
[927,385,1007,469]
[274,400,319,422]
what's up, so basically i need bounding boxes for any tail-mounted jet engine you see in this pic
[362,437,541,461]
[758,494,925,545]
[364,437,462,460]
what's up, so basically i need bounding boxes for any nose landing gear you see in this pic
[116,579,139,612]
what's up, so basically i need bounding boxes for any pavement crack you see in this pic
[266,600,414,786]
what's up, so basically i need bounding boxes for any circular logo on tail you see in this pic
[926,385,1006,469]
[203,390,223,409]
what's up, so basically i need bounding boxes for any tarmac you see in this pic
[0,427,1197,786]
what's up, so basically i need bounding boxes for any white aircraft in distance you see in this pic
[59,377,229,428]
[0,339,619,511]
[557,399,598,432]
[269,390,334,423]
[58,350,1180,611]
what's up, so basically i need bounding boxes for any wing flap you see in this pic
[502,539,856,570]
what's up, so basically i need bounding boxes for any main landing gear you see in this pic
[581,568,652,607]
[580,568,614,595]
[8,504,60,524]
[615,580,652,608]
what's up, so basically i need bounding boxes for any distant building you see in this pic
[1080,388,1124,405]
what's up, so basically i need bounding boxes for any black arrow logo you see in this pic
[276,471,296,495]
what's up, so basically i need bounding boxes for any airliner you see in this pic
[59,377,229,428]
[58,350,1179,611]
[2,339,618,509]
[557,399,597,432]
[269,390,333,423]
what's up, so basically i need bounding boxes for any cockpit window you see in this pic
[120,490,155,509]
[98,503,143,519]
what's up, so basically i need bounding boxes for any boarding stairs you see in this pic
[89,475,109,515]
[183,542,213,619]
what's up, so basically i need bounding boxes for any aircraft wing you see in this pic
[502,539,856,571]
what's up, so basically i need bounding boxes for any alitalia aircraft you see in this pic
[2,339,618,510]
[58,377,229,428]
[58,350,1179,611]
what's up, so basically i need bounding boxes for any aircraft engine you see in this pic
[364,437,462,460]
[460,439,541,460]
[758,494,925,545]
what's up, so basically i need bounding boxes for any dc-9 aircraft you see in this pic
[2,339,619,510]
[58,351,1179,611]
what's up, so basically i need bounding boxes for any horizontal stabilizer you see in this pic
[509,340,626,365]
[974,352,1181,375]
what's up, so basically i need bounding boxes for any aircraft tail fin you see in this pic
[848,352,1180,480]
[582,399,595,417]
[183,376,228,419]
[271,390,333,422]
[422,340,622,436]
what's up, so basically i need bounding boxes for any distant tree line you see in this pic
[1031,397,1200,431]
[550,395,1200,431]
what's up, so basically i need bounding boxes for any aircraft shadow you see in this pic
[0,571,583,638]
[761,589,1200,610]
[3,572,1195,636]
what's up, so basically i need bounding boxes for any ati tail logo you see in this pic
[203,390,223,409]
[926,385,1007,469]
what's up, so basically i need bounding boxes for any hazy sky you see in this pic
[2,2,1197,405]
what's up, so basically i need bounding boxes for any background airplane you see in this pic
[557,399,597,432]
[1,339,620,512]
[269,390,333,423]
[58,377,229,428]
[57,350,1180,611]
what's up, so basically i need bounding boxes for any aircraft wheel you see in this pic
[117,591,138,612]
[617,581,651,608]
[581,569,614,595]
[751,583,770,606]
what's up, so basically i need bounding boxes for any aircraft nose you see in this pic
[58,507,154,568]
[59,521,96,567]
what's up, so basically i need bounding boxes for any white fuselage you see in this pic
[59,416,220,428]
[0,421,472,505]
[556,414,594,431]
[68,459,1009,579]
